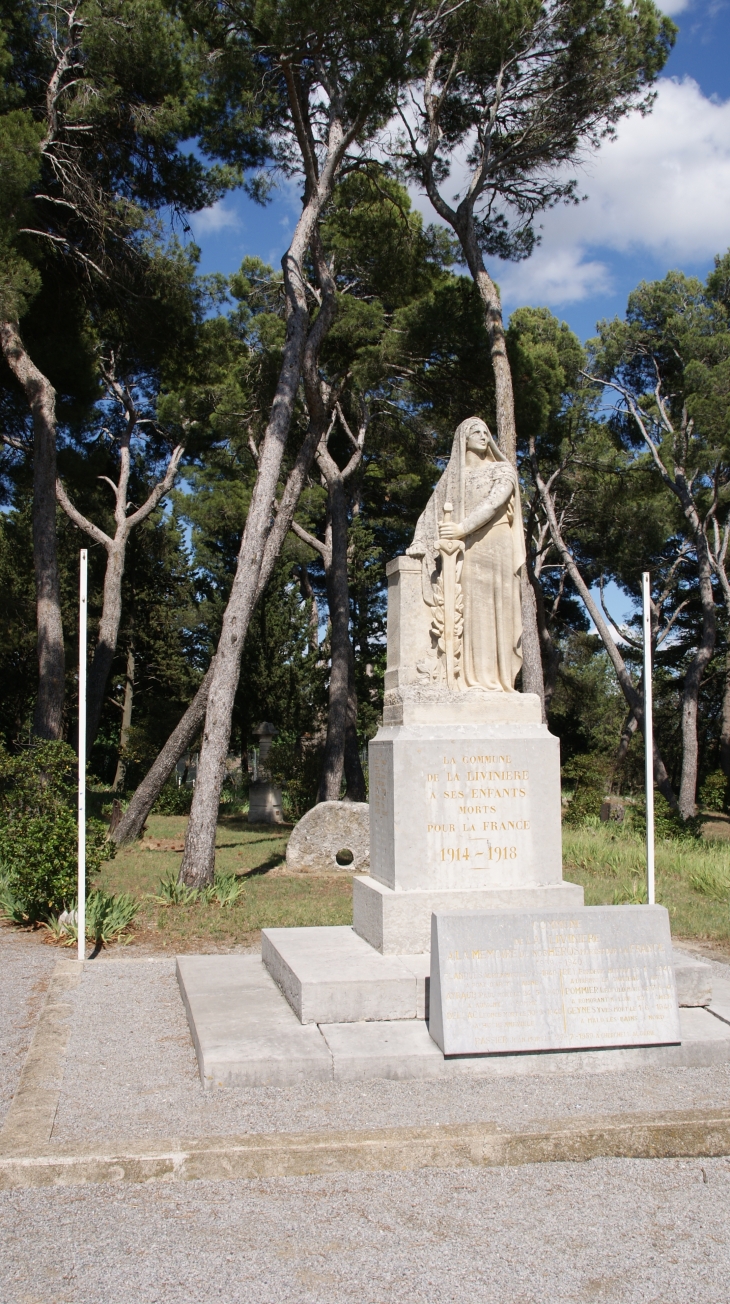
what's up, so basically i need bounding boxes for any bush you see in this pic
[699,769,728,813]
[0,741,110,924]
[562,754,611,827]
[152,781,194,815]
[268,730,323,821]
[630,791,699,841]
[46,889,139,945]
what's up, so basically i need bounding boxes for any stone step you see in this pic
[262,926,422,1025]
[263,921,710,1028]
[672,949,712,1006]
[176,954,333,1088]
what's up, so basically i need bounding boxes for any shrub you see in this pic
[562,754,610,827]
[46,889,139,945]
[699,769,728,813]
[0,741,110,924]
[268,730,323,821]
[630,791,699,841]
[152,781,194,815]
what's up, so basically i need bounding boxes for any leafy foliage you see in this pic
[0,741,109,922]
[46,888,139,945]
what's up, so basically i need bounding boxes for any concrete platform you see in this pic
[176,955,333,1088]
[673,948,712,1006]
[178,953,730,1089]
[261,926,418,1024]
[321,1008,730,1081]
[353,875,585,954]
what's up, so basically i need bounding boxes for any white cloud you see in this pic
[498,76,730,305]
[563,77,730,257]
[188,201,242,237]
[496,247,613,306]
[659,0,693,13]
[414,76,730,307]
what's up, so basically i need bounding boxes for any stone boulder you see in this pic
[285,801,370,874]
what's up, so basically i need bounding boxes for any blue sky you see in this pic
[185,3,730,624]
[188,0,730,347]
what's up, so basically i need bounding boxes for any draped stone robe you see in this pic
[408,421,525,692]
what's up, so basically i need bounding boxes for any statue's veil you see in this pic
[408,417,526,606]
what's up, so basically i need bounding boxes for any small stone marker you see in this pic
[429,906,681,1056]
[285,801,370,874]
[600,796,625,823]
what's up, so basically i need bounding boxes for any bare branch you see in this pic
[56,477,112,548]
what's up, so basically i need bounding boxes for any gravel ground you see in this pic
[1,1155,729,1303]
[47,953,730,1144]
[0,927,57,1128]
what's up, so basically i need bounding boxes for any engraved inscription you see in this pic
[424,749,531,875]
[432,909,681,1055]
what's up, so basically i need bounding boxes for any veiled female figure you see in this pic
[408,417,525,692]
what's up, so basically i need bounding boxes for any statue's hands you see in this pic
[438,521,464,540]
[405,545,425,558]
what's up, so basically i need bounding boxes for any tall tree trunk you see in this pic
[612,710,638,791]
[179,213,336,886]
[111,396,329,849]
[1,322,65,738]
[721,648,730,783]
[520,570,545,715]
[56,425,182,753]
[86,541,125,749]
[318,476,356,802]
[528,557,560,711]
[298,563,319,654]
[112,641,134,791]
[453,225,546,713]
[678,538,716,819]
[112,661,213,845]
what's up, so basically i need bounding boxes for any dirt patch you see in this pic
[700,812,730,841]
[139,838,185,852]
[672,935,730,962]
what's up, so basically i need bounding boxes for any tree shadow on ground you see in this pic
[240,854,287,878]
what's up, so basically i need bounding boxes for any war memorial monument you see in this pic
[178,418,725,1085]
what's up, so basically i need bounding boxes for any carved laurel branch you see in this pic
[429,563,464,675]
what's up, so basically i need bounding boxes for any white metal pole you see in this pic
[77,550,87,962]
[642,571,655,906]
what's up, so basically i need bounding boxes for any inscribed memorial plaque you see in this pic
[429,906,680,1056]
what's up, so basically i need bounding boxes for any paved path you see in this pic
[2,933,730,1302]
[1,1157,729,1302]
[52,953,730,1141]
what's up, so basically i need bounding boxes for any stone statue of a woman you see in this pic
[407,416,525,692]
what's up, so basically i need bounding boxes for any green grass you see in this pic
[95,814,353,951]
[91,812,730,956]
[563,823,730,950]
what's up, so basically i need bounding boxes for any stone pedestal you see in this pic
[247,721,283,824]
[248,781,284,824]
[353,712,582,953]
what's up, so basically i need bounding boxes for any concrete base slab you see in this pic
[322,1007,730,1081]
[261,926,418,1024]
[178,955,730,1089]
[322,1020,446,1081]
[353,875,585,954]
[176,955,332,1088]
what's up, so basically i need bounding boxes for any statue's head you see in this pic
[456,416,495,458]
